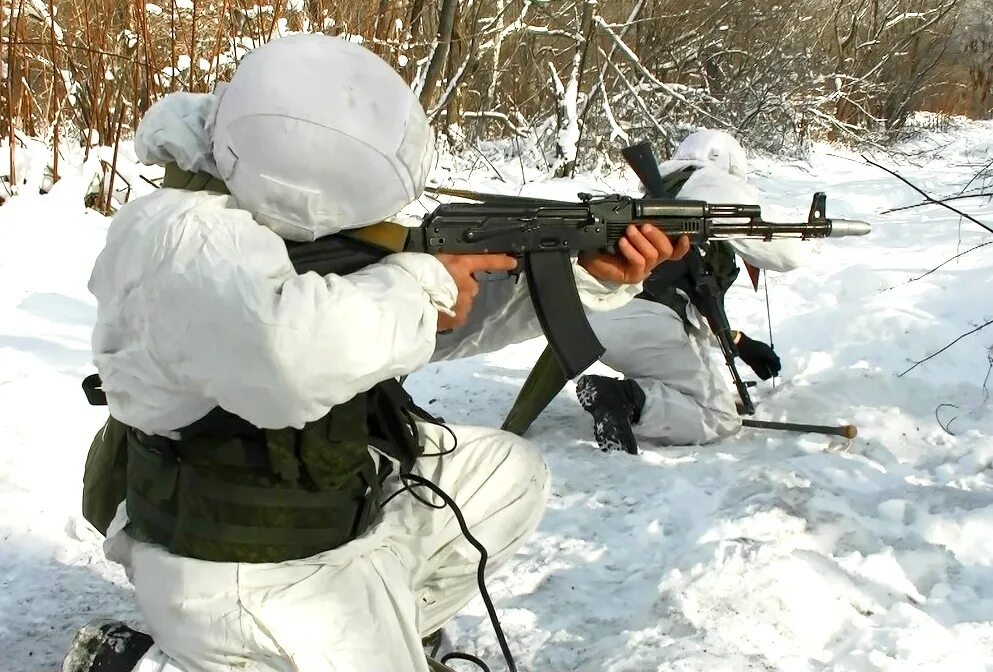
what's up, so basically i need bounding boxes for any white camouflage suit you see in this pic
[89,36,642,672]
[585,130,807,446]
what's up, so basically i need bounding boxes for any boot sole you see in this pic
[576,377,639,454]
[62,619,118,672]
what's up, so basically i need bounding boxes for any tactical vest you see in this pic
[633,166,741,329]
[81,164,427,563]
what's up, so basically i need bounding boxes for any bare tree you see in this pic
[416,0,460,109]
[0,0,986,195]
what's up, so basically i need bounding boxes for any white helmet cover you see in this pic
[668,129,748,178]
[207,34,434,240]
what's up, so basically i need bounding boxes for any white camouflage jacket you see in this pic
[88,93,640,436]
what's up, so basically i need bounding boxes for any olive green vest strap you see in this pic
[178,470,360,508]
[125,486,176,537]
[139,431,270,470]
[501,344,568,436]
[161,163,230,194]
[179,517,350,548]
[126,485,355,547]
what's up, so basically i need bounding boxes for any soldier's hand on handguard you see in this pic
[435,253,519,332]
[578,224,691,284]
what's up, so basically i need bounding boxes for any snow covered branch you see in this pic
[0,0,983,181]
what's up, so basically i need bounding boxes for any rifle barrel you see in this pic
[705,220,871,239]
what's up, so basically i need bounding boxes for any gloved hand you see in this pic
[736,333,781,380]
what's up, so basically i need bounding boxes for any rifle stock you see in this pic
[621,142,668,196]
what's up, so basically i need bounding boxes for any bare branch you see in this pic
[863,156,993,236]
[900,318,993,376]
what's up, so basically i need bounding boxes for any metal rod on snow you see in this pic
[741,417,858,439]
[763,271,776,391]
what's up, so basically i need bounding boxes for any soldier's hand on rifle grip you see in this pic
[579,224,690,284]
[434,253,519,332]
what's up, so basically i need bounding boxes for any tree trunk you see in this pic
[372,0,393,56]
[419,0,460,110]
[553,0,596,178]
[408,0,427,38]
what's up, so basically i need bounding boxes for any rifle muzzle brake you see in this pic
[827,219,872,237]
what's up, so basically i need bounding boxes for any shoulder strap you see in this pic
[162,163,230,194]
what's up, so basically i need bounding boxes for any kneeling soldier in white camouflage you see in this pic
[576,130,806,452]
[63,34,684,672]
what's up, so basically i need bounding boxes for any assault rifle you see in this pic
[409,183,870,384]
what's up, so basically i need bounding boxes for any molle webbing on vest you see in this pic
[124,397,378,563]
[124,380,426,563]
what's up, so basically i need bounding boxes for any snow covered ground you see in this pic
[2,119,992,672]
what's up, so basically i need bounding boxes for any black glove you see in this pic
[735,333,781,380]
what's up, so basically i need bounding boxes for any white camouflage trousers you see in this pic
[587,297,741,446]
[106,423,550,672]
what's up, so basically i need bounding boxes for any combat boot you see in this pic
[575,375,646,454]
[62,619,153,672]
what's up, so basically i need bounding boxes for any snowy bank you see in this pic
[1,121,992,671]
